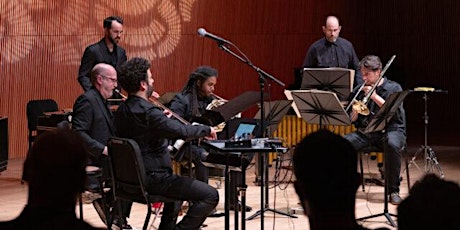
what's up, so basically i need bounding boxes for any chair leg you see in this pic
[359,152,365,192]
[405,157,411,190]
[144,203,152,230]
[79,193,84,220]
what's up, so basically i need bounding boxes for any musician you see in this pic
[169,66,252,212]
[344,55,406,205]
[78,16,127,93]
[114,57,219,230]
[169,66,217,184]
[72,63,133,228]
[302,15,363,88]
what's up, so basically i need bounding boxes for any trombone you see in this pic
[347,55,396,116]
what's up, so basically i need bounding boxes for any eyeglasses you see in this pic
[100,75,117,83]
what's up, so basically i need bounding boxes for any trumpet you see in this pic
[206,93,228,110]
[348,55,396,116]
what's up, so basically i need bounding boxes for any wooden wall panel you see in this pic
[1,0,459,159]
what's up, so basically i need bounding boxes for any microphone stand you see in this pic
[214,41,293,230]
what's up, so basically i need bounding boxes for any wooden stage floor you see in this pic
[1,145,459,230]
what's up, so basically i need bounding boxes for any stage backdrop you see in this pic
[0,0,459,159]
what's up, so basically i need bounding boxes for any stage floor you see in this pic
[1,145,459,230]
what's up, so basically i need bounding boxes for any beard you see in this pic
[146,84,154,98]
[108,36,119,45]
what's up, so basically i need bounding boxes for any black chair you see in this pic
[26,99,59,151]
[359,145,410,192]
[358,146,384,192]
[107,137,181,230]
[22,99,58,183]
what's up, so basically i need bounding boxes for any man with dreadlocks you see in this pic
[169,66,252,213]
[169,66,218,184]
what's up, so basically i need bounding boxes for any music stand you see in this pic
[247,100,297,221]
[193,91,266,126]
[357,90,410,227]
[402,88,446,179]
[302,67,354,101]
[290,89,351,127]
[254,100,293,135]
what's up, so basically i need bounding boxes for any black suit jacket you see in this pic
[72,88,114,165]
[78,39,127,91]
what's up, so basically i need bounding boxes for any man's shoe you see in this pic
[389,192,402,205]
[112,217,135,230]
[229,203,252,212]
[208,208,225,217]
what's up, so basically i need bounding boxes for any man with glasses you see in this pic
[73,63,133,229]
[78,15,127,94]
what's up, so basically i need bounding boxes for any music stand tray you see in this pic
[302,67,355,101]
[363,90,410,134]
[290,89,350,127]
[254,100,293,136]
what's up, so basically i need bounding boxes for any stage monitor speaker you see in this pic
[0,117,8,172]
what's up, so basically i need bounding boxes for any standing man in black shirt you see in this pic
[303,15,363,87]
[78,16,127,93]
[115,57,219,230]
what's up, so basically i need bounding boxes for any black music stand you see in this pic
[302,67,354,101]
[247,100,297,221]
[290,89,351,127]
[403,88,446,179]
[193,91,266,126]
[357,90,410,227]
[254,100,293,135]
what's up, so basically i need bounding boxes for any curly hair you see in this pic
[118,57,151,94]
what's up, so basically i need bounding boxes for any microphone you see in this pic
[197,28,231,44]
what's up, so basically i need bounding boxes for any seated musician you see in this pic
[169,66,252,212]
[114,57,219,229]
[71,63,133,228]
[169,66,218,184]
[344,55,406,205]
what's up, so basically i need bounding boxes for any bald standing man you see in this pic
[302,15,363,87]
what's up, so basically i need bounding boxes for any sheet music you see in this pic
[302,67,355,100]
[289,89,351,126]
[284,90,301,118]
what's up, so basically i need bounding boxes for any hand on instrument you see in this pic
[102,146,108,156]
[350,109,359,122]
[151,91,160,100]
[205,127,218,140]
[163,109,173,118]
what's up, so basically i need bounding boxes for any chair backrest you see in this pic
[26,99,59,131]
[107,137,150,203]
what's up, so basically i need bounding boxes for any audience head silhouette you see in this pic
[26,128,88,208]
[293,129,363,230]
[0,128,105,230]
[398,174,460,230]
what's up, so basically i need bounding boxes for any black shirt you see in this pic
[303,37,363,87]
[113,95,211,174]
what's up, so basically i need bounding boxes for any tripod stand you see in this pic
[246,76,297,229]
[403,91,445,178]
